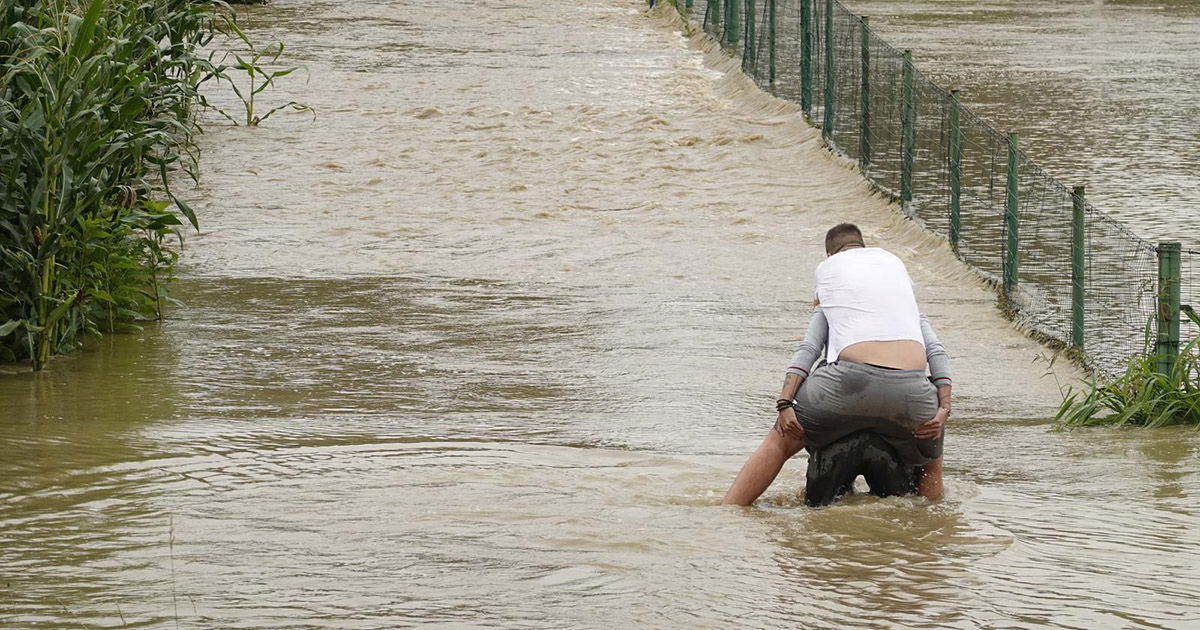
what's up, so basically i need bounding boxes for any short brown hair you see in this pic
[825,223,865,255]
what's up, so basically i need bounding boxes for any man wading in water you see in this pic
[722,223,952,505]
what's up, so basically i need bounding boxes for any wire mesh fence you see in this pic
[673,0,1184,378]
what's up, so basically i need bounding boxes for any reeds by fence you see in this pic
[1055,338,1200,427]
[0,0,258,370]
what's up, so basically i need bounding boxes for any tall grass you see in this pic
[1054,333,1200,428]
[0,0,282,369]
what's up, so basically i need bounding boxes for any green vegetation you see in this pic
[1055,326,1200,428]
[210,23,310,127]
[0,0,298,370]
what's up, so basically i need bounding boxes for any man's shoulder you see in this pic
[818,247,909,277]
[861,247,907,268]
[828,247,902,265]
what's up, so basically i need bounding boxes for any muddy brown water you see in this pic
[843,0,1200,248]
[1,1,1198,628]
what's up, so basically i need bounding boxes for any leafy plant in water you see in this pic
[208,20,312,127]
[0,0,206,367]
[1054,317,1200,428]
[0,0,292,369]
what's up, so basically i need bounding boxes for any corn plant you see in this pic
[207,19,311,127]
[0,0,262,369]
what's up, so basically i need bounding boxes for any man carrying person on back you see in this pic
[722,223,951,505]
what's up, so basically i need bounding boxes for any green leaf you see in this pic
[1182,304,1200,329]
[0,319,23,337]
[69,0,107,60]
[43,296,75,329]
[173,196,199,232]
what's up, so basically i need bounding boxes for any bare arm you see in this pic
[779,372,803,401]
[936,382,951,414]
[914,383,951,439]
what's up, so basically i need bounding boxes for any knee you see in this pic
[762,429,806,458]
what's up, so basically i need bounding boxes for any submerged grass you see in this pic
[0,0,298,370]
[1054,331,1200,428]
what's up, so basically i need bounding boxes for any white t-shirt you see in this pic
[814,247,923,363]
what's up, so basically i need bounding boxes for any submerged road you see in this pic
[1,1,1197,628]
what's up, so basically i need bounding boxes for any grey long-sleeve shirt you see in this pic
[785,310,951,384]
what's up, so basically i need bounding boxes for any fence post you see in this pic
[725,0,739,45]
[744,0,756,73]
[800,0,812,114]
[900,50,914,207]
[768,0,776,88]
[724,0,730,39]
[1071,185,1086,350]
[859,16,870,168]
[1156,242,1182,375]
[1003,133,1019,297]
[706,0,720,30]
[821,0,834,140]
[948,89,962,253]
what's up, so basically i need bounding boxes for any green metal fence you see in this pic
[673,0,1191,378]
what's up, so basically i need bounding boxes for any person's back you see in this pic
[816,236,926,371]
[794,223,949,498]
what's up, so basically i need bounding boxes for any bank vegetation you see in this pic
[1055,336,1200,428]
[0,0,288,370]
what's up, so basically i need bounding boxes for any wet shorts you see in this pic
[793,359,942,466]
[805,431,917,507]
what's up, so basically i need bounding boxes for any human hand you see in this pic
[913,407,948,439]
[776,406,806,443]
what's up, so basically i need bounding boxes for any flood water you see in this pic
[2,0,1199,628]
[843,0,1200,248]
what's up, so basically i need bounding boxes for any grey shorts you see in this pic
[793,360,942,466]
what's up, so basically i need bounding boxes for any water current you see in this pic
[1,0,1198,628]
[843,0,1200,247]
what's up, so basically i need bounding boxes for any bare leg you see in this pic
[721,430,806,505]
[915,456,943,500]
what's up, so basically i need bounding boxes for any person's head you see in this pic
[825,223,865,256]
